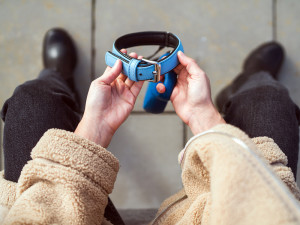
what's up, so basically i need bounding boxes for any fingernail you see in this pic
[114,59,121,65]
[157,84,165,93]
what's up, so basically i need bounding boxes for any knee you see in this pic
[5,78,77,117]
[13,79,49,98]
[1,80,43,121]
[13,78,75,105]
[233,84,290,105]
[223,84,294,118]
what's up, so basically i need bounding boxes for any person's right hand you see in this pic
[75,51,144,147]
[167,51,225,135]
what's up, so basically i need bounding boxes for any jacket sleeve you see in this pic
[3,129,119,225]
[252,136,300,200]
[179,124,300,225]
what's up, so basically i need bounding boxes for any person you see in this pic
[0,27,300,224]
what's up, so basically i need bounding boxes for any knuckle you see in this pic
[198,70,206,77]
[91,80,97,87]
[189,58,197,64]
[188,60,197,68]
[91,79,100,87]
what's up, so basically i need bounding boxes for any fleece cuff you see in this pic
[0,171,16,208]
[30,129,119,194]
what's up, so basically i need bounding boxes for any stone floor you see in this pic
[0,0,299,211]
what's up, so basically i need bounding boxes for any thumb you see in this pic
[177,51,195,67]
[156,83,166,93]
[98,60,122,84]
[177,51,203,76]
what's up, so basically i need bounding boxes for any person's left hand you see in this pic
[156,51,225,135]
[75,51,144,147]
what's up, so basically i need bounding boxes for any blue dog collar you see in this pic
[105,31,184,82]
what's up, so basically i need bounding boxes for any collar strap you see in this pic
[105,31,184,82]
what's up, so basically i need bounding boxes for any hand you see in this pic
[166,51,225,135]
[75,51,144,147]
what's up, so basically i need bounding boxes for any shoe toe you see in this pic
[42,28,77,79]
[243,41,285,78]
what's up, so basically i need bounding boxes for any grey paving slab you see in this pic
[108,114,184,209]
[119,208,157,225]
[95,0,272,111]
[277,0,300,107]
[0,0,91,108]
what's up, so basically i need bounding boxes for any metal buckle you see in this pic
[141,58,161,82]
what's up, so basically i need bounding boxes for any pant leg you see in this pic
[222,72,300,176]
[0,69,81,182]
[1,69,125,225]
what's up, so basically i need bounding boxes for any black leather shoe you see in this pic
[43,28,77,79]
[216,42,285,112]
[243,41,284,79]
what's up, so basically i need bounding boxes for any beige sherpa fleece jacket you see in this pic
[1,124,300,224]
[0,129,118,225]
[150,124,300,225]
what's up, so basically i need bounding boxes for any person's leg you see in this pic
[1,69,125,224]
[1,69,81,182]
[1,27,125,225]
[216,42,300,176]
[221,72,300,176]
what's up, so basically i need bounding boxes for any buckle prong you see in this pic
[141,58,161,82]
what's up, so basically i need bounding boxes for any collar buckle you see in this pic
[141,58,161,82]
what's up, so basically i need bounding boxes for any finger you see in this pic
[120,49,127,54]
[121,49,143,60]
[177,51,195,67]
[129,52,138,59]
[160,74,165,82]
[116,52,139,84]
[173,63,184,74]
[118,74,127,82]
[156,83,166,94]
[97,60,122,85]
[130,81,144,98]
[125,78,135,87]
[124,52,138,87]
[173,51,186,74]
[118,50,127,82]
[177,51,204,76]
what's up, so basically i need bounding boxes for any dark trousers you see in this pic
[220,71,300,176]
[1,69,81,181]
[1,69,125,225]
